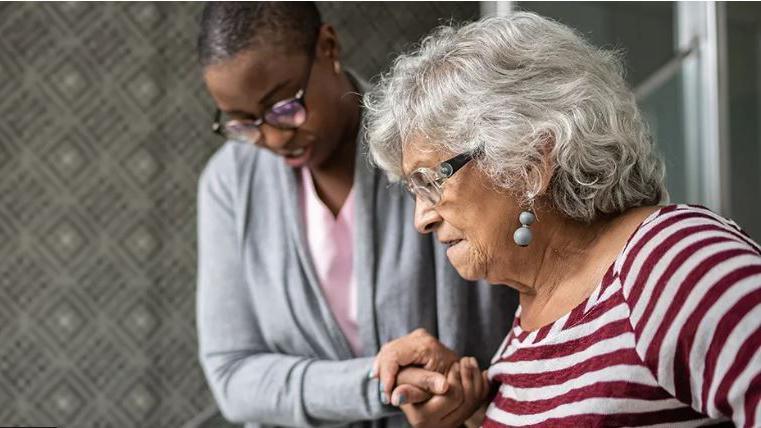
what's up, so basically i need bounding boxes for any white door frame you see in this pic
[678,1,730,214]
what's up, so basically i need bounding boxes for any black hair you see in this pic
[197,2,322,67]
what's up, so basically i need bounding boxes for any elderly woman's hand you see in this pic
[372,328,459,402]
[399,357,489,428]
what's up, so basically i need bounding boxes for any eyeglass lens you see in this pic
[264,98,307,129]
[222,98,306,144]
[409,170,442,205]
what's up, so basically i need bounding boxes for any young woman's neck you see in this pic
[309,72,361,216]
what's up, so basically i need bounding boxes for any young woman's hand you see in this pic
[387,366,447,405]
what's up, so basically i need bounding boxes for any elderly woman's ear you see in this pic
[525,132,557,201]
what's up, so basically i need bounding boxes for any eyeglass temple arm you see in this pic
[212,109,223,134]
[440,152,475,177]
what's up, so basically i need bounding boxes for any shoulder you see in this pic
[614,204,761,316]
[198,142,286,208]
[610,205,761,421]
[616,205,760,281]
[200,142,260,188]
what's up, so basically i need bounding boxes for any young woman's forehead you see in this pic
[204,49,308,112]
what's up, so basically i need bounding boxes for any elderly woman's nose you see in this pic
[413,199,441,234]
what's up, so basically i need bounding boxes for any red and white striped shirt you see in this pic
[484,205,761,427]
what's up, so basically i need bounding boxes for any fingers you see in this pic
[408,328,455,375]
[398,363,468,427]
[481,369,490,401]
[462,356,486,404]
[460,357,475,402]
[397,367,448,395]
[440,361,464,419]
[421,345,458,375]
[447,361,461,385]
[446,361,463,404]
[373,329,451,402]
[391,384,432,406]
[450,356,489,428]
[375,334,426,400]
[473,361,486,400]
[461,356,487,412]
[377,351,401,404]
[437,358,484,427]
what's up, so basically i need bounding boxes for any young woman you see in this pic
[195,3,517,427]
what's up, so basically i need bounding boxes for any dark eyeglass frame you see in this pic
[403,151,476,206]
[211,53,315,142]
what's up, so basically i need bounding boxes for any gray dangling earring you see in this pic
[513,210,535,247]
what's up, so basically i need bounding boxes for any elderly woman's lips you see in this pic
[443,239,463,247]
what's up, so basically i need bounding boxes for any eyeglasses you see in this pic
[211,56,314,145]
[403,151,475,206]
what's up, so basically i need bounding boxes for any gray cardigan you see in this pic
[197,138,518,428]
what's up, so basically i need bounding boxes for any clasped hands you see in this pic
[370,328,489,428]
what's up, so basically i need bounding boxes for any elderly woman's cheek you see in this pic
[447,238,489,281]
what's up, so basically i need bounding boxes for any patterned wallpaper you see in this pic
[0,2,479,427]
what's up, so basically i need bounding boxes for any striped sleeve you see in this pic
[618,206,761,427]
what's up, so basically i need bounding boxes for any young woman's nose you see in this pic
[259,125,296,152]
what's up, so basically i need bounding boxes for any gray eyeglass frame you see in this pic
[404,151,476,205]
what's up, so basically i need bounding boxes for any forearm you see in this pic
[202,351,396,427]
[202,351,310,425]
[303,357,398,422]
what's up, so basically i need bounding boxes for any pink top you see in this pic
[300,168,361,356]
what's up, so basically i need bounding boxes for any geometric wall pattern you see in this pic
[0,3,479,427]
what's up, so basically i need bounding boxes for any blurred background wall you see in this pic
[0,2,758,428]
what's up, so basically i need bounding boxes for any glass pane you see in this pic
[516,2,695,204]
[515,2,675,87]
[639,67,687,204]
[726,4,761,239]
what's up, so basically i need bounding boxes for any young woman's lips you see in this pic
[283,145,312,167]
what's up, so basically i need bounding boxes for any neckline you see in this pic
[510,205,669,345]
[301,166,355,222]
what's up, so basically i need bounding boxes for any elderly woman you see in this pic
[364,12,761,428]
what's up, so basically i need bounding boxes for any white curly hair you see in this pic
[363,12,666,222]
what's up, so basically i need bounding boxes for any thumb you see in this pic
[391,384,432,406]
[396,366,449,395]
